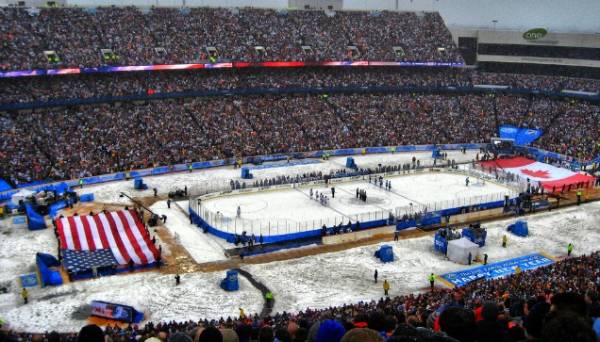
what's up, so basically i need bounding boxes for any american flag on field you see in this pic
[63,249,118,273]
[55,210,159,265]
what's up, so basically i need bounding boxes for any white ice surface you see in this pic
[200,173,512,236]
[75,150,479,205]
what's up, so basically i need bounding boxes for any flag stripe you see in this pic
[67,216,82,250]
[113,211,145,265]
[73,216,91,250]
[56,218,68,249]
[103,212,134,264]
[123,210,156,263]
[97,213,128,265]
[57,210,158,266]
[84,215,104,250]
[79,215,97,250]
[92,214,110,251]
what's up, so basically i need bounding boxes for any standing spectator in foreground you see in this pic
[568,243,574,256]
[429,273,435,291]
[20,287,28,304]
[383,279,390,296]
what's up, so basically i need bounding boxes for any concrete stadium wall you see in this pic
[448,207,504,225]
[322,226,395,245]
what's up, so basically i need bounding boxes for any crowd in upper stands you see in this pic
[1,6,599,188]
[0,7,460,71]
[1,91,599,186]
[1,251,599,341]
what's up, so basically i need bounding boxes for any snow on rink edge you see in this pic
[244,202,600,314]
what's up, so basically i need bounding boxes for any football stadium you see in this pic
[0,0,600,341]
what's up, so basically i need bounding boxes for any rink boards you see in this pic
[194,171,515,239]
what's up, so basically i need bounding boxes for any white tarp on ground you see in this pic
[10,189,34,205]
[447,237,480,265]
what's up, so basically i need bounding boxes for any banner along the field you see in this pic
[440,253,554,287]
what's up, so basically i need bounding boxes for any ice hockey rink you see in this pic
[199,172,517,235]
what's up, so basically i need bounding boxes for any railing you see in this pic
[2,84,600,111]
[189,168,516,238]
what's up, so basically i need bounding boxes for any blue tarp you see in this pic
[79,193,95,202]
[25,203,46,230]
[441,253,553,287]
[462,228,487,247]
[375,245,394,263]
[36,253,63,287]
[220,270,239,291]
[508,221,529,237]
[48,200,68,219]
[0,179,12,192]
[499,125,543,146]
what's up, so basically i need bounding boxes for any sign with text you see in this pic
[441,253,554,287]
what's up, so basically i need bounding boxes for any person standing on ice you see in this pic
[502,234,508,248]
[374,270,378,283]
[310,188,313,199]
[383,279,390,296]
[567,243,574,257]
[175,274,180,285]
[465,177,470,187]
[331,187,335,198]
[237,206,241,218]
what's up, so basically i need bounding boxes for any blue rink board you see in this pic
[440,253,554,287]
[246,159,321,170]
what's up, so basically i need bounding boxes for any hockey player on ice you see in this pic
[237,206,241,218]
[309,188,313,199]
[465,177,470,187]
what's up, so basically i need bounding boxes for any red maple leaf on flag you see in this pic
[521,169,551,178]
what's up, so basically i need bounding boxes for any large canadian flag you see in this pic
[480,157,595,191]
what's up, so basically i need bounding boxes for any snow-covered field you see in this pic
[0,271,262,333]
[149,200,230,263]
[1,149,598,333]
[244,202,600,314]
[200,172,513,236]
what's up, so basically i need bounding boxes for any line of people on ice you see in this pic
[309,188,330,206]
[368,175,393,191]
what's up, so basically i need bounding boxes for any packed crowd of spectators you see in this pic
[1,251,599,341]
[0,7,460,71]
[1,92,598,187]
[2,68,600,105]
